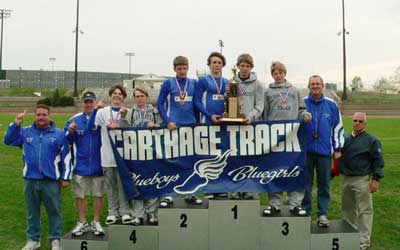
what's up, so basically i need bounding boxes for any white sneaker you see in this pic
[147,213,158,225]
[132,217,142,226]
[21,241,41,250]
[122,214,133,224]
[91,221,105,236]
[106,215,118,225]
[51,239,61,250]
[72,221,90,236]
[317,215,330,227]
[160,196,173,207]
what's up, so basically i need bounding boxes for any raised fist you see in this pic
[15,110,26,126]
[119,107,129,117]
[68,118,78,133]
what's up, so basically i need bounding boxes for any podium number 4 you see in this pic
[130,230,137,244]
[332,238,340,250]
[80,241,88,250]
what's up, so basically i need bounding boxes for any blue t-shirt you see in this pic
[157,77,197,126]
[194,75,228,124]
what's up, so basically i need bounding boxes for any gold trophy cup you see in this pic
[220,66,246,123]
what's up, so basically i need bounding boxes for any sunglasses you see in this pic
[353,119,364,123]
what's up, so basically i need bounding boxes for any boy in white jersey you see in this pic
[87,85,134,224]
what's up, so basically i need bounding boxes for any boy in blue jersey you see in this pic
[194,52,229,199]
[302,75,344,227]
[194,52,228,124]
[157,56,202,207]
[64,92,105,236]
[4,105,71,250]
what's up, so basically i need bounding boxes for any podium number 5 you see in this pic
[231,205,238,220]
[282,222,289,236]
[80,241,88,250]
[332,238,339,250]
[180,214,188,228]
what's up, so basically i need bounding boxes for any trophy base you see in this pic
[219,117,247,123]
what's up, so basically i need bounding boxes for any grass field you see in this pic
[0,114,399,250]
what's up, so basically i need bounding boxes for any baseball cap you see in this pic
[82,91,96,101]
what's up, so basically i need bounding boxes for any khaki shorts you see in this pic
[72,174,105,199]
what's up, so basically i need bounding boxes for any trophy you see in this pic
[220,66,246,123]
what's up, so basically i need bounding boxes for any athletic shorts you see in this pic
[72,174,105,199]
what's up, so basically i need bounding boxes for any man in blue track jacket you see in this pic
[4,104,72,250]
[64,91,105,236]
[302,75,344,227]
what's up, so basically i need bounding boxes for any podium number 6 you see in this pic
[231,205,238,220]
[80,241,88,250]
[332,238,339,250]
[180,214,188,228]
[282,222,289,236]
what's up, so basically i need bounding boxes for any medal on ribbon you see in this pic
[279,87,291,108]
[210,75,224,101]
[175,77,189,106]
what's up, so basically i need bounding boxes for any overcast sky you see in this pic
[2,0,400,88]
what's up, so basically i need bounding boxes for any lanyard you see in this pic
[210,75,223,95]
[312,101,325,139]
[174,77,189,101]
[138,108,147,127]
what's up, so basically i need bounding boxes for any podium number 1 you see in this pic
[80,241,88,250]
[332,238,339,250]
[180,214,188,228]
[231,205,238,220]
[282,222,289,236]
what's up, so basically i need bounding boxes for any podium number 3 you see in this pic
[80,241,88,250]
[231,205,238,220]
[282,222,289,236]
[180,214,188,228]
[332,238,340,250]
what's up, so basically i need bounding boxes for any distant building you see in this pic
[325,82,337,91]
[134,73,167,90]
[2,69,140,89]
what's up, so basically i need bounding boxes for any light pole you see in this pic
[125,52,135,79]
[49,57,56,88]
[218,40,224,54]
[0,9,12,74]
[73,0,82,97]
[338,0,349,100]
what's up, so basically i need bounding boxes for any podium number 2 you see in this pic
[332,238,339,250]
[80,241,88,250]
[282,222,289,236]
[231,205,238,220]
[130,230,137,244]
[180,214,188,228]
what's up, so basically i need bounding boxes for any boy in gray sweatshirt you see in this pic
[229,54,264,199]
[262,61,311,216]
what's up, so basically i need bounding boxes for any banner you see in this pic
[109,120,307,200]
